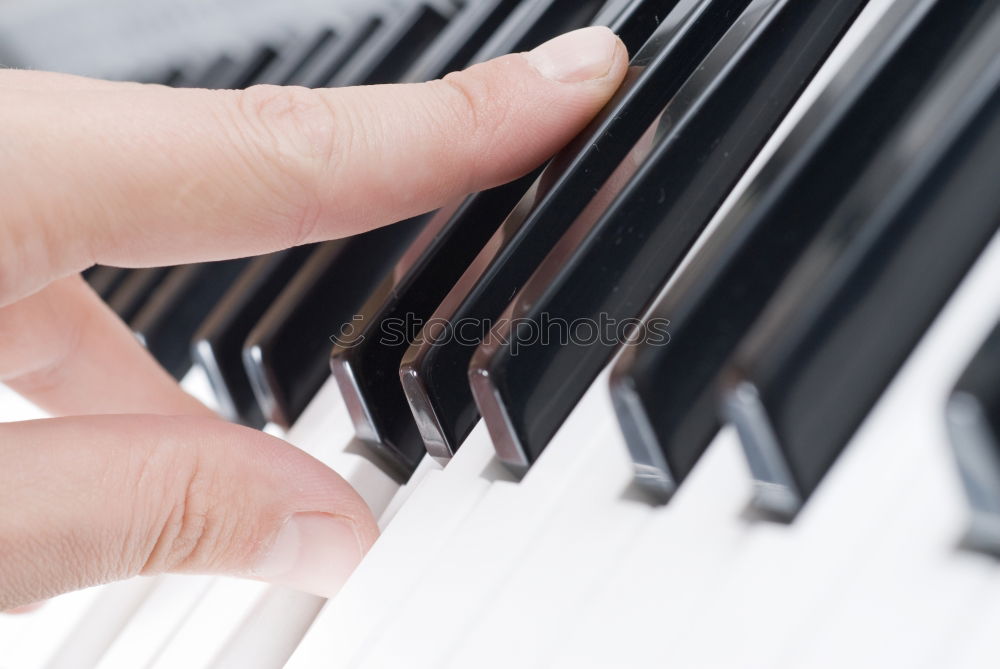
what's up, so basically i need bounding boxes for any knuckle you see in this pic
[135,439,237,575]
[434,70,502,185]
[229,85,346,246]
[437,70,495,143]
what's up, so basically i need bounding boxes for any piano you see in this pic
[3,0,1000,666]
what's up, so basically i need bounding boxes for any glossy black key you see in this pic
[85,266,129,300]
[132,260,252,379]
[610,0,983,503]
[329,0,665,472]
[192,246,316,426]
[471,0,868,475]
[330,188,531,469]
[470,0,608,62]
[592,0,642,27]
[296,17,383,88]
[107,268,171,323]
[244,218,428,429]
[400,0,754,460]
[328,0,683,470]
[254,28,337,86]
[948,322,1000,555]
[402,0,525,83]
[721,0,1000,518]
[328,4,451,87]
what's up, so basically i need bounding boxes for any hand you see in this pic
[0,27,628,609]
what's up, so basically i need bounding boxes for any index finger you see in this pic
[0,28,627,305]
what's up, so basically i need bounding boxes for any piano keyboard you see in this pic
[3,0,1000,666]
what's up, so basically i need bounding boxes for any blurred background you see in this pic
[0,0,454,82]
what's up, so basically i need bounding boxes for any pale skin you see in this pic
[0,27,628,610]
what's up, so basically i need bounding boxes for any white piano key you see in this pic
[546,427,753,669]
[443,419,651,669]
[45,577,159,669]
[208,587,325,669]
[285,422,500,669]
[0,382,48,422]
[377,455,441,529]
[778,227,1000,669]
[352,381,617,669]
[936,569,1000,669]
[93,574,215,669]
[0,608,40,663]
[146,578,270,669]
[0,586,103,669]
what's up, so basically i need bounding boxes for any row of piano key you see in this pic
[5,0,1000,665]
[84,0,1000,534]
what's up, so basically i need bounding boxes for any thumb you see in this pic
[0,26,628,305]
[0,415,379,609]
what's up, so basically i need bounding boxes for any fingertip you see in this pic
[523,26,628,86]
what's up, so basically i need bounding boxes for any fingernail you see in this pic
[252,513,367,598]
[525,26,621,84]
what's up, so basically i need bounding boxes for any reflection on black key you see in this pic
[471,0,867,475]
[192,247,315,426]
[107,268,171,323]
[86,266,129,300]
[722,0,1000,519]
[949,323,1000,555]
[255,29,337,86]
[132,260,252,379]
[297,17,383,88]
[403,0,525,83]
[244,218,428,429]
[329,5,451,87]
[609,0,973,503]
[400,0,753,460]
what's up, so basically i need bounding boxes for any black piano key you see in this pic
[192,246,316,426]
[329,0,675,471]
[470,0,610,63]
[721,1,1000,518]
[328,5,451,87]
[399,0,754,460]
[593,0,642,27]
[223,45,281,90]
[330,185,533,468]
[132,260,252,379]
[610,0,983,503]
[254,28,337,86]
[106,267,171,323]
[470,0,868,474]
[244,217,429,429]
[182,54,239,89]
[326,0,659,472]
[948,323,1000,555]
[296,17,383,88]
[85,266,129,299]
[402,0,526,83]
